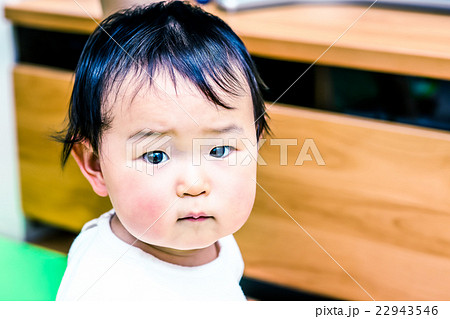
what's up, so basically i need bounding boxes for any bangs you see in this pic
[101,6,252,110]
[59,1,269,167]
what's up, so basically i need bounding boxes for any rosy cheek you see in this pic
[220,166,256,215]
[116,175,172,237]
[133,187,168,214]
[234,183,256,214]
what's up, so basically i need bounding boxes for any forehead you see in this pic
[104,70,254,132]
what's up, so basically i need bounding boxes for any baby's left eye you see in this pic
[210,146,234,158]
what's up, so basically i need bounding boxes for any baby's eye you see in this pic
[142,151,169,164]
[210,146,234,158]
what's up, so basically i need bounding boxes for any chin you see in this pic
[172,237,219,251]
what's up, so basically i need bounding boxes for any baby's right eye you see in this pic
[142,151,169,164]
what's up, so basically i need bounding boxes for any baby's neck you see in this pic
[110,213,219,267]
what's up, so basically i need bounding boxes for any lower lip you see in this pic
[180,216,212,222]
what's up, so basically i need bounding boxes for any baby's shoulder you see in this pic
[67,210,115,261]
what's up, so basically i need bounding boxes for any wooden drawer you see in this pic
[14,64,111,231]
[235,105,450,300]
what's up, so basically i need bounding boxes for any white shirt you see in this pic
[56,209,247,301]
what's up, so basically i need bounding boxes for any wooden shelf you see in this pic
[5,0,450,79]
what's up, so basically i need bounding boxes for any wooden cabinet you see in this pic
[236,105,450,300]
[14,64,111,231]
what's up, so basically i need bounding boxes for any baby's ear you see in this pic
[71,142,108,197]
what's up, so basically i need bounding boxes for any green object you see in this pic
[0,236,67,301]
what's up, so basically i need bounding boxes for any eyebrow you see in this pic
[128,124,243,140]
[204,124,244,135]
[127,129,168,141]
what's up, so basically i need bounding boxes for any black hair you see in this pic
[58,0,270,166]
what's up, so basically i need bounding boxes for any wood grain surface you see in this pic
[235,104,450,300]
[14,64,112,231]
[5,0,450,79]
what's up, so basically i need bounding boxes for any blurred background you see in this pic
[1,0,23,241]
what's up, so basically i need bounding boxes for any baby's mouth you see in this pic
[178,213,214,222]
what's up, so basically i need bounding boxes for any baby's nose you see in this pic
[176,165,210,197]
[176,181,208,197]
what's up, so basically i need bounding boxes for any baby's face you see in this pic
[98,73,258,250]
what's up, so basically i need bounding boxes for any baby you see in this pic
[56,0,269,300]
